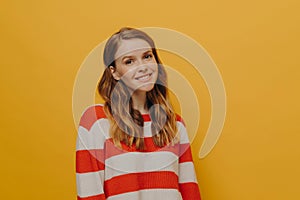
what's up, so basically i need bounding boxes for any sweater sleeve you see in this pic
[75,106,107,200]
[177,117,201,200]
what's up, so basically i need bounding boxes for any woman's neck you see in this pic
[131,91,149,114]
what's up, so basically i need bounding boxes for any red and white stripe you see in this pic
[76,104,201,200]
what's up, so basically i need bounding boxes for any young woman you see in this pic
[76,27,201,200]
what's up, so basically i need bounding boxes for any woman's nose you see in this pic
[136,59,148,69]
[138,66,148,73]
[136,58,147,66]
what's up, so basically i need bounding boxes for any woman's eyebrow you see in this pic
[121,55,134,60]
[142,50,152,54]
[121,49,152,61]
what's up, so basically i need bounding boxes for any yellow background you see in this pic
[1,0,300,199]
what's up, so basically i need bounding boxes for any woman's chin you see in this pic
[135,83,155,93]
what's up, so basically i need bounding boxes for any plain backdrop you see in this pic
[1,0,299,199]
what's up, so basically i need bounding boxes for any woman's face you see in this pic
[111,38,158,93]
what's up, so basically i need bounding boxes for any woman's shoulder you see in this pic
[175,113,186,127]
[174,113,190,144]
[79,104,107,130]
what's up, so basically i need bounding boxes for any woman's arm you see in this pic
[76,105,107,200]
[177,117,201,200]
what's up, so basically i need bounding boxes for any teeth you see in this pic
[137,74,150,80]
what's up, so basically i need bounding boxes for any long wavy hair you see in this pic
[98,27,178,150]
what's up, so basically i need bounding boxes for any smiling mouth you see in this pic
[135,73,152,81]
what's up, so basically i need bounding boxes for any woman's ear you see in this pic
[109,66,120,81]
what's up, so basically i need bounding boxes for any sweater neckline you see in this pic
[141,113,151,122]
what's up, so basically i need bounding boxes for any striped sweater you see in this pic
[76,104,201,200]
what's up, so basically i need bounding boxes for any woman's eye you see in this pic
[125,59,133,65]
[144,54,153,59]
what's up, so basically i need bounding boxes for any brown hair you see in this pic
[98,27,178,150]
